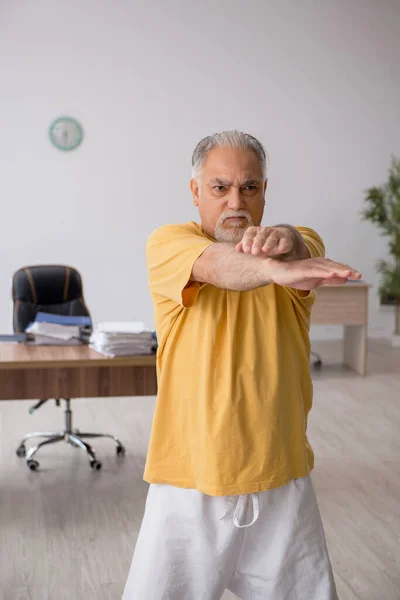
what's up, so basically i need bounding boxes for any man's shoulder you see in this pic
[147,222,204,245]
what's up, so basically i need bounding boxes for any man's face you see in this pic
[190,146,267,242]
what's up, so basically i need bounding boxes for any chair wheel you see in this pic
[16,445,26,458]
[314,360,322,370]
[90,460,102,470]
[116,445,126,456]
[27,460,39,471]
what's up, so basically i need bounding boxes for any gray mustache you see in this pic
[220,211,252,224]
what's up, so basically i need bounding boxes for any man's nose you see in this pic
[226,188,245,210]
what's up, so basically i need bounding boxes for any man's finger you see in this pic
[314,258,361,279]
[320,276,349,286]
[252,229,273,255]
[236,241,244,252]
[242,229,259,253]
[294,266,350,281]
[263,236,292,256]
[344,270,361,280]
[307,269,339,279]
[305,260,361,280]
[258,229,280,255]
[325,267,360,279]
[306,268,358,281]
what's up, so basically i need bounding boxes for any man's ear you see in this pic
[264,178,268,194]
[190,178,200,206]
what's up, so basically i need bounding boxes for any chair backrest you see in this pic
[12,265,91,333]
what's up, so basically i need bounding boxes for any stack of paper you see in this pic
[89,322,155,357]
[25,313,91,345]
[25,321,82,345]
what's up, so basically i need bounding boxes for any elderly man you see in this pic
[123,131,360,600]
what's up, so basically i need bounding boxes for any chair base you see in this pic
[310,350,322,370]
[16,399,125,471]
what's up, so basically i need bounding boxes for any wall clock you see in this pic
[49,117,83,151]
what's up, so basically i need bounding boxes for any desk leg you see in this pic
[343,325,367,375]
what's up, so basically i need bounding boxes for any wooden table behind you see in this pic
[0,345,157,400]
[311,283,370,375]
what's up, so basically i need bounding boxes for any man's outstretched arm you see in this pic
[192,237,360,293]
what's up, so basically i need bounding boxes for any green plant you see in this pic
[362,157,400,335]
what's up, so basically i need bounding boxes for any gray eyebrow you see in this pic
[242,178,262,185]
[210,178,262,186]
[211,178,232,186]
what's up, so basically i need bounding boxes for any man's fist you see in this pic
[236,226,298,258]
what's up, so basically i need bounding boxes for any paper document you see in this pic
[90,321,155,357]
[26,322,81,341]
[95,322,148,334]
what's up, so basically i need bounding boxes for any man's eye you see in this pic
[214,186,226,192]
[243,185,257,192]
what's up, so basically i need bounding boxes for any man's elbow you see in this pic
[191,249,213,284]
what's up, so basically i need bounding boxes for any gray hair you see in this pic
[191,130,269,180]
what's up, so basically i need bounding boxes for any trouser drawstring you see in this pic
[220,493,260,528]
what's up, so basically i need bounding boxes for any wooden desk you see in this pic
[311,283,370,375]
[0,345,157,401]
[0,284,369,400]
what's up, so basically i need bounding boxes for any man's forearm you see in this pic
[192,243,272,292]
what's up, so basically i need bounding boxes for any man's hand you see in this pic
[236,226,308,260]
[267,257,362,290]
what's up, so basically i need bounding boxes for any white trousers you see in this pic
[123,476,338,600]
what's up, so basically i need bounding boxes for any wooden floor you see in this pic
[0,339,399,600]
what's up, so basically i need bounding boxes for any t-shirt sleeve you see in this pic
[283,226,326,318]
[146,224,214,308]
[299,226,325,260]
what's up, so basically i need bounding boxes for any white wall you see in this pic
[1,0,399,337]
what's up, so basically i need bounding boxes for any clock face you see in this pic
[49,117,83,151]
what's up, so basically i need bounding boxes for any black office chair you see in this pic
[13,265,125,471]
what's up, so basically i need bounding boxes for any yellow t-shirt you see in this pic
[144,222,325,496]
